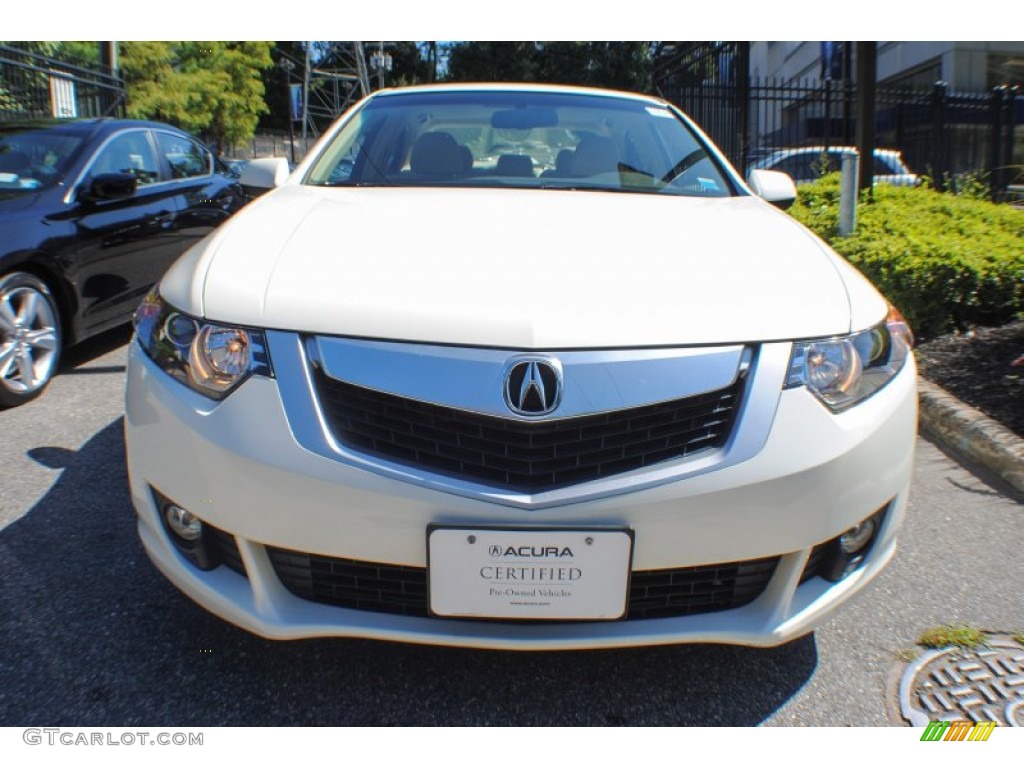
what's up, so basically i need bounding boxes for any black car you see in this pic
[0,118,246,406]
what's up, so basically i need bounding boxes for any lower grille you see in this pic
[313,369,745,493]
[268,547,779,621]
[207,525,245,576]
[627,557,779,619]
[268,548,428,617]
[799,542,831,584]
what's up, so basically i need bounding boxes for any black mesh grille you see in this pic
[627,557,779,619]
[313,369,744,492]
[268,548,778,621]
[268,548,428,616]
[799,542,831,584]
[206,525,245,576]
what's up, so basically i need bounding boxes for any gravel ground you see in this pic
[914,318,1024,437]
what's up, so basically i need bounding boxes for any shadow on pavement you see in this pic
[0,418,818,726]
[60,325,133,371]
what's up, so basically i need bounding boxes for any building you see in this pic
[750,42,1024,91]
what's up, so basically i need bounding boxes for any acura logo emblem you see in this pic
[504,357,562,416]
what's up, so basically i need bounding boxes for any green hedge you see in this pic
[788,174,1024,338]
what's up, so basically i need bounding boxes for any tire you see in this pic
[0,271,62,408]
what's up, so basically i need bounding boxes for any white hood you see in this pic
[162,185,886,348]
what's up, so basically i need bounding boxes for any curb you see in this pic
[917,377,1024,498]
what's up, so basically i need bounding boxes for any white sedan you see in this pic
[125,84,917,650]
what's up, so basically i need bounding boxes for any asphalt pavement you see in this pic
[0,330,1020,726]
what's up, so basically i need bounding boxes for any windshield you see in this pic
[0,124,84,194]
[306,90,736,197]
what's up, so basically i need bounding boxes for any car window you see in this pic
[772,153,824,181]
[770,155,806,179]
[306,91,735,197]
[0,125,85,193]
[90,130,161,185]
[873,155,899,175]
[155,132,212,179]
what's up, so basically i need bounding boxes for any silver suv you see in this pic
[753,146,920,186]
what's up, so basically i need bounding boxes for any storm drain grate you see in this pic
[896,635,1024,727]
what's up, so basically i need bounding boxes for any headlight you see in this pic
[785,305,912,411]
[133,291,273,399]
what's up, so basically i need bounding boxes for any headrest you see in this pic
[495,154,534,177]
[572,137,619,177]
[410,132,463,177]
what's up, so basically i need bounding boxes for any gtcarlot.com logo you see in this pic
[23,729,203,746]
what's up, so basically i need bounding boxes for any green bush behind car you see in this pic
[789,174,1024,338]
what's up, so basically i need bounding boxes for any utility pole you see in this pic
[301,42,311,147]
[280,57,297,165]
[736,42,750,174]
[100,41,118,75]
[370,42,392,91]
[855,42,877,196]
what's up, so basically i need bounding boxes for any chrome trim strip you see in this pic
[269,331,789,510]
[311,336,745,420]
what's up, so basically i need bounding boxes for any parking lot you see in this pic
[0,328,1021,726]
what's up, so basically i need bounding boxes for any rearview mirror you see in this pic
[492,108,559,130]
[746,169,797,210]
[239,157,290,191]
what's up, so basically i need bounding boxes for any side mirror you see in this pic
[747,169,797,210]
[238,157,290,191]
[87,172,138,202]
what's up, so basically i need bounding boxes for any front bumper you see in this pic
[124,336,917,650]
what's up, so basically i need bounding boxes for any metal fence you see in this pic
[221,130,316,163]
[0,44,124,121]
[659,72,1022,199]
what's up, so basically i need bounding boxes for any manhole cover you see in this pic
[897,635,1024,727]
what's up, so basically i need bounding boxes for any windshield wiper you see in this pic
[660,148,708,184]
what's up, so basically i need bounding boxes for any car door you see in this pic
[61,128,184,333]
[152,130,244,252]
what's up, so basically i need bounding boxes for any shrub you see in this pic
[789,174,1024,338]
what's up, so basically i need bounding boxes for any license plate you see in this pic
[428,527,633,620]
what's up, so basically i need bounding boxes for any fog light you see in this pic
[839,519,876,554]
[810,503,890,583]
[165,504,202,541]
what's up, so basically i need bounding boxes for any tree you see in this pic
[447,42,537,83]
[445,42,653,92]
[120,41,274,153]
[260,41,306,132]
[388,41,432,86]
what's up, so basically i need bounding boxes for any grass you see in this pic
[917,624,988,650]
[896,647,920,663]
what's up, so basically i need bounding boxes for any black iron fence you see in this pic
[0,44,124,121]
[659,74,1022,199]
[221,130,316,163]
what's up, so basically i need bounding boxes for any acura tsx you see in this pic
[125,84,916,650]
